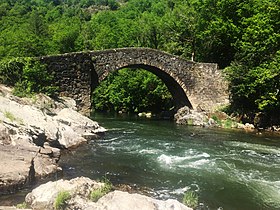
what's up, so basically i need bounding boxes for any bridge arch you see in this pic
[97,63,193,110]
[40,48,228,115]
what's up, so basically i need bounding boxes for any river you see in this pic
[59,114,280,210]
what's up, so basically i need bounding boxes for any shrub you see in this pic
[54,191,71,210]
[0,57,58,97]
[13,58,58,97]
[0,57,24,86]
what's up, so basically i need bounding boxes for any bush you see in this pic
[0,57,57,97]
[13,58,58,97]
[0,57,24,86]
[54,191,71,210]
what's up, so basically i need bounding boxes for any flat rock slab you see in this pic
[0,145,38,194]
[86,190,193,210]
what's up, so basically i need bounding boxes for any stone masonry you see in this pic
[40,48,229,115]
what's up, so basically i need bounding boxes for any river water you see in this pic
[59,114,280,210]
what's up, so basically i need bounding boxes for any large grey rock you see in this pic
[0,138,61,195]
[0,144,38,195]
[0,87,106,149]
[174,106,208,126]
[0,207,31,210]
[25,177,103,210]
[86,191,193,210]
[25,177,192,210]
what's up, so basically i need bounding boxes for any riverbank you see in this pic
[0,84,106,195]
[174,106,280,135]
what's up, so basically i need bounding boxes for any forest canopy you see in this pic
[0,0,279,124]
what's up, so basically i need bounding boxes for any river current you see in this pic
[59,114,280,210]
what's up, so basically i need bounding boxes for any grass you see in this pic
[223,118,233,128]
[2,110,24,124]
[16,202,28,209]
[90,179,112,202]
[187,118,193,125]
[211,113,240,129]
[4,111,16,122]
[182,191,199,209]
[54,191,71,210]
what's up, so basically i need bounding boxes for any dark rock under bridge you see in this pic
[40,48,229,115]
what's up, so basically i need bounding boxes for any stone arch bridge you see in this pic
[40,48,228,115]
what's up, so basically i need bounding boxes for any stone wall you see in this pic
[40,48,229,115]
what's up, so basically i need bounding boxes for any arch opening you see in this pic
[91,64,192,114]
[124,64,192,110]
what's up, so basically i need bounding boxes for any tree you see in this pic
[224,0,280,119]
[49,17,81,53]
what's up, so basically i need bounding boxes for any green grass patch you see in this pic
[16,202,28,209]
[223,118,233,128]
[187,118,193,125]
[211,114,222,126]
[4,111,16,122]
[54,191,71,210]
[90,180,112,202]
[3,110,24,124]
[182,191,199,209]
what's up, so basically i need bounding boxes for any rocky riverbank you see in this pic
[0,85,106,195]
[174,106,280,134]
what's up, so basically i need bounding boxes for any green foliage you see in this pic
[225,51,280,118]
[0,57,57,97]
[54,191,71,210]
[182,191,199,209]
[0,57,24,86]
[223,119,233,129]
[14,58,57,97]
[90,179,112,202]
[211,115,222,126]
[92,68,173,113]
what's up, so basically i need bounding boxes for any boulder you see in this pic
[0,90,106,149]
[86,190,192,210]
[174,106,208,126]
[25,177,192,210]
[25,177,103,210]
[244,123,255,130]
[0,136,62,195]
[0,207,31,210]
[0,144,38,195]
